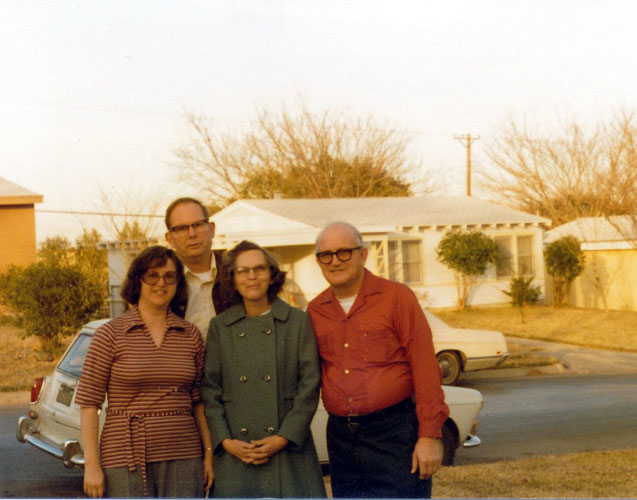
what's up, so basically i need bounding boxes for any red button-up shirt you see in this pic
[307,270,449,438]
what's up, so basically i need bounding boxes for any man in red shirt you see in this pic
[307,222,449,498]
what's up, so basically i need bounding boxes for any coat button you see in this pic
[267,427,275,434]
[240,428,248,435]
[264,375,271,381]
[239,332,246,337]
[240,376,247,383]
[264,328,272,335]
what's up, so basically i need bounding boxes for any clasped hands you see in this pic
[222,435,289,465]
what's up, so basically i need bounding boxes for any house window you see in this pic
[495,234,535,278]
[495,237,513,278]
[388,239,423,284]
[517,235,534,275]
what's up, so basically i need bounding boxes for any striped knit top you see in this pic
[75,307,205,472]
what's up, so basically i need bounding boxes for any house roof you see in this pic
[0,176,43,205]
[545,216,637,250]
[212,196,550,247]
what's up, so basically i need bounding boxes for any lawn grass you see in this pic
[433,448,637,498]
[434,305,637,352]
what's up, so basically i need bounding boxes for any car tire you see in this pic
[437,351,461,385]
[441,423,457,466]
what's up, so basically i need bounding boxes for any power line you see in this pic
[36,209,163,218]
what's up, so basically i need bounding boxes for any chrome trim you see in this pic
[18,424,85,468]
[463,434,481,448]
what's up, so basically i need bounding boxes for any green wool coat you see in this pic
[201,298,326,498]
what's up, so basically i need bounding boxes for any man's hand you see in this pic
[411,437,443,479]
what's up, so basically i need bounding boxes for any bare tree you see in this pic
[173,104,430,209]
[483,111,637,228]
[95,185,163,241]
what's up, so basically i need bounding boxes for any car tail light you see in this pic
[30,377,44,403]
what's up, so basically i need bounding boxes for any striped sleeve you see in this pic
[75,323,116,408]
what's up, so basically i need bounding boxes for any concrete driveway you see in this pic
[461,336,637,381]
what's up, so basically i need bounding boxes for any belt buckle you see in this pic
[347,414,359,431]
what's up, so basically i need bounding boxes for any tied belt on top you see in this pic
[106,407,192,495]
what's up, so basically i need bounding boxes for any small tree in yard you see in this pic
[0,262,103,354]
[544,235,586,308]
[436,230,499,310]
[504,275,541,322]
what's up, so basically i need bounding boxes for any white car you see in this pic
[427,309,509,385]
[17,319,483,469]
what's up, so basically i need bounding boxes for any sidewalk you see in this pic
[461,336,637,381]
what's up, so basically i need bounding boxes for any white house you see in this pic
[211,196,551,309]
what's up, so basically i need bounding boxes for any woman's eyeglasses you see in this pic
[141,271,178,285]
[234,265,269,278]
[315,247,362,265]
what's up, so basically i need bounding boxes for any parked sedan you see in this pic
[17,319,483,469]
[427,309,509,385]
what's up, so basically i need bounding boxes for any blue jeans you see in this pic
[327,400,433,498]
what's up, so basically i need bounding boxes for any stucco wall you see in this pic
[571,249,637,311]
[0,205,38,271]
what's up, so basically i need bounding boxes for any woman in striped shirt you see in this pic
[76,246,214,498]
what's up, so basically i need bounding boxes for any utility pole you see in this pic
[454,133,480,196]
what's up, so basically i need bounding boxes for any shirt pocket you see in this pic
[360,329,397,364]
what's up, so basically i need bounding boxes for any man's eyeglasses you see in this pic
[234,265,270,278]
[315,247,362,265]
[141,271,178,285]
[169,219,209,237]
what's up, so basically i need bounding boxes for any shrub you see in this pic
[0,262,103,353]
[504,275,541,322]
[544,235,585,308]
[436,230,499,310]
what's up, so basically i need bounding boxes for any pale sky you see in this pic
[1,0,636,244]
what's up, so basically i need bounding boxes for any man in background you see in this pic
[165,197,225,335]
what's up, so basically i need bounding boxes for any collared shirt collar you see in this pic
[120,306,189,333]
[318,268,383,306]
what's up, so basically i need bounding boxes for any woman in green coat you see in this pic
[201,240,326,498]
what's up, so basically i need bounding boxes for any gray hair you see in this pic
[315,222,364,252]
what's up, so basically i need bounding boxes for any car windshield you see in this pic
[57,332,93,378]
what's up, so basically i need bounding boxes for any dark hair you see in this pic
[121,246,188,317]
[220,240,286,307]
[165,197,210,230]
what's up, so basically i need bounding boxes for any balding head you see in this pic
[315,222,363,253]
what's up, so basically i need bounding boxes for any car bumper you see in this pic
[17,416,84,468]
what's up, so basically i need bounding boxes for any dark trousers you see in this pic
[327,399,432,499]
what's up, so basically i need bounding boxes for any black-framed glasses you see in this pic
[315,247,362,265]
[141,271,178,285]
[169,219,209,237]
[234,265,270,278]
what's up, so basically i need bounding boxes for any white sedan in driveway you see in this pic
[427,309,509,385]
[17,319,484,470]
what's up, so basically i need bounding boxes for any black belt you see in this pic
[330,398,414,426]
